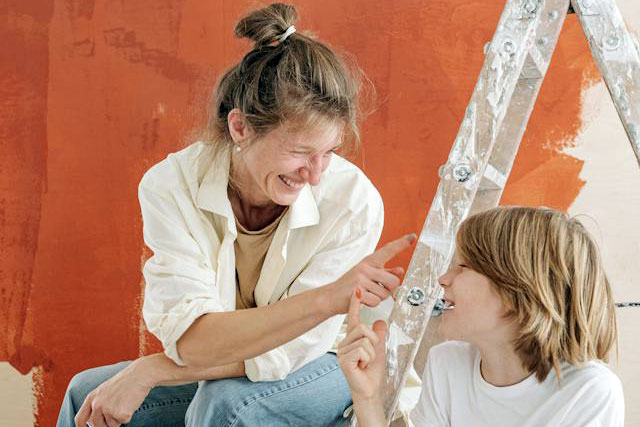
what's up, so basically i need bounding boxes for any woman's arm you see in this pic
[142,352,245,386]
[177,235,414,368]
[73,352,245,427]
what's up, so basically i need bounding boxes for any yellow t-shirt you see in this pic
[234,209,288,310]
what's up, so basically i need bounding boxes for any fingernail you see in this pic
[355,288,362,298]
[407,233,417,243]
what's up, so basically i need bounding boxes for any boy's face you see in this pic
[437,253,515,347]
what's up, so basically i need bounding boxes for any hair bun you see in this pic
[234,3,298,47]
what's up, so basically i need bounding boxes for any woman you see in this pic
[57,4,415,427]
[339,206,625,426]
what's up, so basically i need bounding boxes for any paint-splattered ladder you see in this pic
[353,0,640,424]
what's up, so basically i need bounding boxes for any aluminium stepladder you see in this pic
[354,0,640,425]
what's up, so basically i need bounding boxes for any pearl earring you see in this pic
[235,145,242,153]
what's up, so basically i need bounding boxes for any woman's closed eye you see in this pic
[290,150,311,157]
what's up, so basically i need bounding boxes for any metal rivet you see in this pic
[453,163,472,182]
[523,1,537,15]
[536,37,547,47]
[581,0,594,9]
[407,287,426,306]
[503,39,516,55]
[604,33,620,50]
[548,11,559,19]
[612,84,622,98]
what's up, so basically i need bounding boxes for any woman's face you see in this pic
[235,119,344,207]
[437,252,513,346]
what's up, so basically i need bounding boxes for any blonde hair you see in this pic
[204,3,366,157]
[456,206,617,382]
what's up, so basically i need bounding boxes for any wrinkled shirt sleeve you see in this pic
[139,180,224,366]
[244,197,384,382]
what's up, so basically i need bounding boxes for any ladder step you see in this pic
[480,163,508,190]
[521,45,546,79]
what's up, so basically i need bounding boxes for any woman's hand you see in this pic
[74,359,155,427]
[327,234,415,315]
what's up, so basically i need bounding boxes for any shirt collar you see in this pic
[196,149,320,231]
[196,149,235,222]
[288,184,319,229]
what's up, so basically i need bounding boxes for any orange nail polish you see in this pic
[355,288,362,298]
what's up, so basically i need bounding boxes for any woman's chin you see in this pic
[270,192,299,206]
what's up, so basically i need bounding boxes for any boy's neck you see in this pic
[476,342,531,387]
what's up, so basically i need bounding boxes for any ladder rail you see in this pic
[414,0,574,379]
[571,0,640,167]
[348,0,640,425]
[371,0,572,422]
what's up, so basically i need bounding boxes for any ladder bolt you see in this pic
[580,0,594,9]
[604,33,621,50]
[548,10,559,19]
[503,39,516,55]
[407,287,426,306]
[537,37,547,47]
[523,1,537,15]
[453,163,472,182]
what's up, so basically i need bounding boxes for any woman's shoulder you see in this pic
[139,141,215,193]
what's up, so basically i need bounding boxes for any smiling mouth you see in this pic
[279,175,304,189]
[431,298,455,317]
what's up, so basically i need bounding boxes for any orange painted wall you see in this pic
[1,1,597,425]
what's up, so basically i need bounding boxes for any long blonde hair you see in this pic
[456,206,617,381]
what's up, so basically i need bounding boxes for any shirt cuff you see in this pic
[146,297,225,366]
[244,347,292,382]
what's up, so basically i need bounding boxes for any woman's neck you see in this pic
[228,185,284,231]
[228,154,285,231]
[476,341,531,387]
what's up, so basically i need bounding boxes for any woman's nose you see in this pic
[300,155,323,186]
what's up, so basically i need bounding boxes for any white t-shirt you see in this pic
[410,341,624,427]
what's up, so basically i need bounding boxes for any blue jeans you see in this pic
[57,353,351,427]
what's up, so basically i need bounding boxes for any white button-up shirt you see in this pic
[139,141,384,381]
